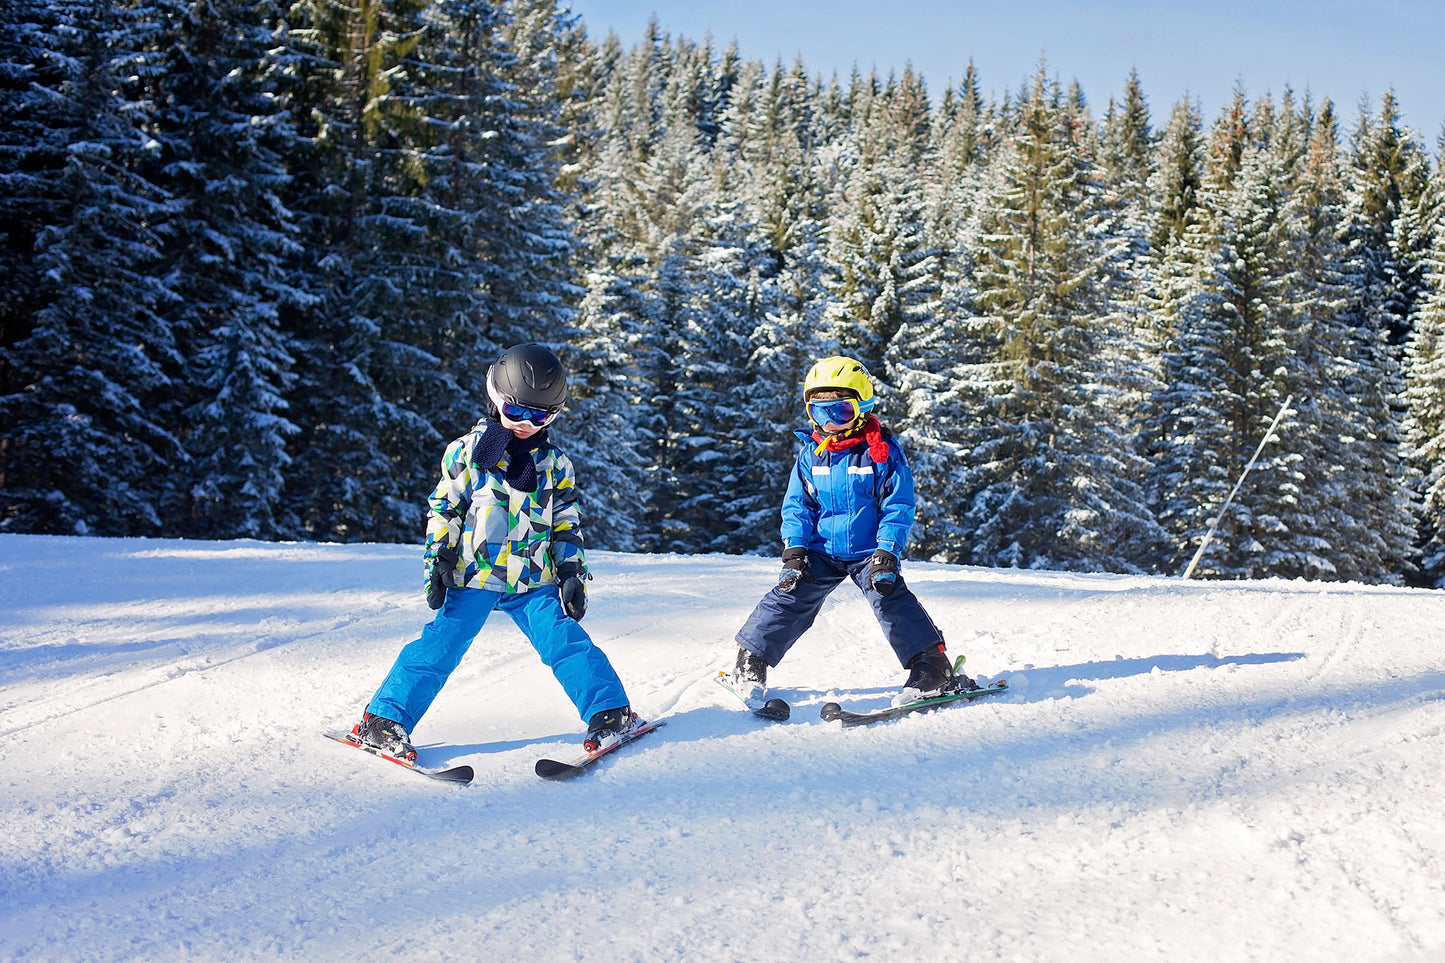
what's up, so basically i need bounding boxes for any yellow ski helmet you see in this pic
[803,356,876,411]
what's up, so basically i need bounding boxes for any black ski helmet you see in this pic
[486,343,568,412]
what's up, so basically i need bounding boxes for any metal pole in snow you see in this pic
[1181,395,1294,580]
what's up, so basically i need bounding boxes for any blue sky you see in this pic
[562,1,1445,142]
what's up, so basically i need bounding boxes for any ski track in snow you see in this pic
[1,534,1443,961]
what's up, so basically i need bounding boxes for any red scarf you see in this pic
[812,414,889,463]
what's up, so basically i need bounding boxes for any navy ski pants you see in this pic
[367,585,628,732]
[735,552,944,668]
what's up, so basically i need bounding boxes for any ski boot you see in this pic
[892,645,978,706]
[732,646,769,704]
[584,706,641,753]
[350,712,418,764]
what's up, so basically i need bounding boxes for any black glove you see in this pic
[866,549,899,596]
[557,560,587,621]
[426,542,460,610]
[778,547,810,593]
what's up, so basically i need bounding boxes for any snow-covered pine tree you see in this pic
[369,0,585,524]
[573,28,719,551]
[1399,121,1445,583]
[0,0,185,535]
[819,68,941,379]
[565,266,651,552]
[1283,97,1415,582]
[1144,98,1207,284]
[1134,101,1210,549]
[273,0,415,540]
[1348,91,1434,346]
[149,0,302,540]
[814,70,850,144]
[1343,92,1437,577]
[1148,91,1309,579]
[888,66,994,560]
[542,11,650,551]
[1092,69,1161,537]
[0,0,74,380]
[486,0,585,350]
[384,0,510,400]
[1100,69,1154,216]
[278,0,508,542]
[886,300,986,561]
[716,57,831,552]
[1098,69,1155,336]
[920,61,992,296]
[935,62,990,174]
[638,41,753,553]
[742,263,828,551]
[559,24,670,550]
[675,195,763,554]
[1242,91,1349,579]
[820,68,952,566]
[1142,233,1242,574]
[1405,211,1445,583]
[273,0,584,543]
[955,62,1161,572]
[359,0,593,519]
[1145,90,1244,574]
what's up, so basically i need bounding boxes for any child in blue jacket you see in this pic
[731,356,975,706]
[350,344,641,761]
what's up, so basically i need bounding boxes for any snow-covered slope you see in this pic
[1,534,1442,960]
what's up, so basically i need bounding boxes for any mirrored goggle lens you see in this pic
[502,402,559,426]
[808,399,859,425]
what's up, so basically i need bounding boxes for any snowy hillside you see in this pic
[1,534,1443,961]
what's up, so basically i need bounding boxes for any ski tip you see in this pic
[535,758,580,780]
[758,699,791,721]
[433,765,475,784]
[819,702,843,723]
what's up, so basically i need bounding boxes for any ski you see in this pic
[819,679,1008,728]
[324,732,474,785]
[713,671,791,721]
[535,719,666,780]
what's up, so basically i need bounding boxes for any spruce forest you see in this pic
[4,0,1445,585]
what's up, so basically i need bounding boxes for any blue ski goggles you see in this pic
[807,398,861,427]
[500,401,561,427]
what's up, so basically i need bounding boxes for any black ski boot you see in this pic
[893,645,977,706]
[732,646,769,703]
[350,712,418,763]
[584,706,640,753]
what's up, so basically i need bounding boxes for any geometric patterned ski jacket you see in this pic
[422,419,586,594]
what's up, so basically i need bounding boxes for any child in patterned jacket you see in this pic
[350,344,640,760]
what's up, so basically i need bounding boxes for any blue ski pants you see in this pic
[735,552,944,668]
[367,585,629,732]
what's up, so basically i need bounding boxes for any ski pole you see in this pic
[1181,394,1294,579]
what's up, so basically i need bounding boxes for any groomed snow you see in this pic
[1,534,1442,960]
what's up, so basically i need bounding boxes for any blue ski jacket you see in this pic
[779,424,916,562]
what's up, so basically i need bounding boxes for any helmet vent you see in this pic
[522,360,556,391]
